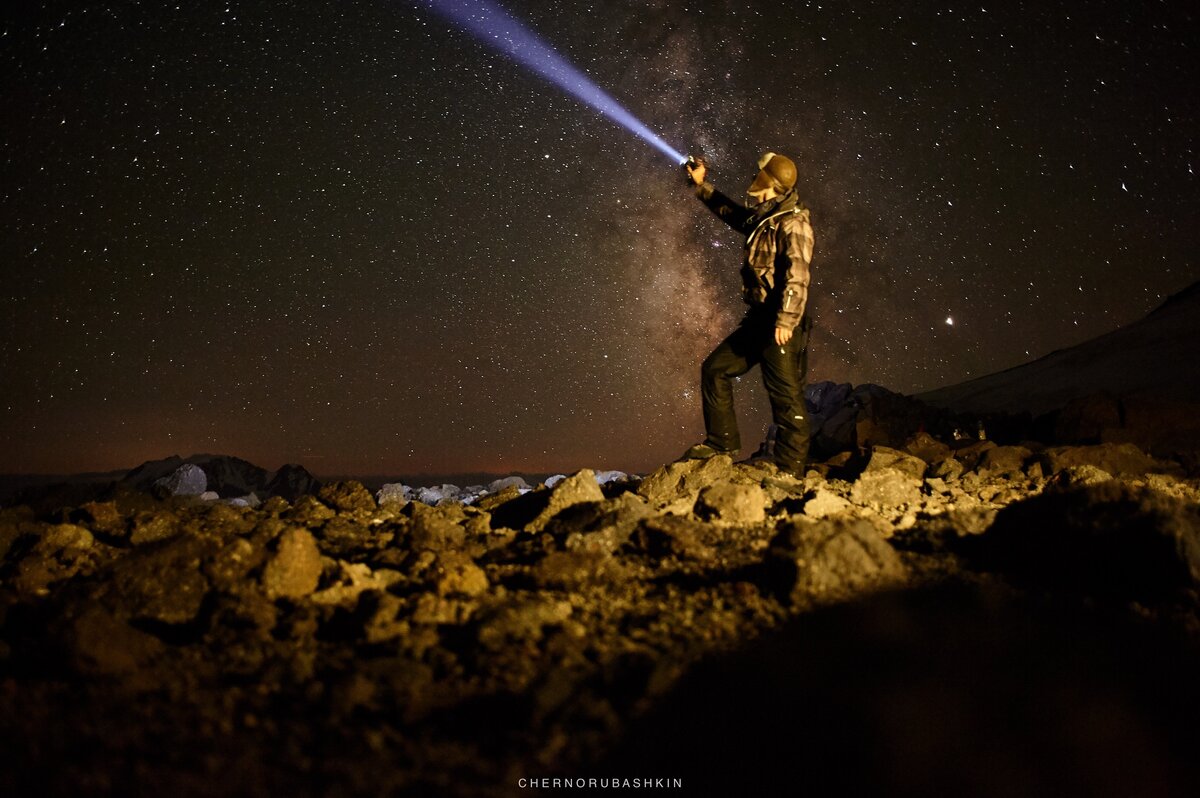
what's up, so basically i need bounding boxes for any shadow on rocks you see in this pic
[957,480,1200,603]
[602,583,1200,798]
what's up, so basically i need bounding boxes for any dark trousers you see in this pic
[701,310,811,471]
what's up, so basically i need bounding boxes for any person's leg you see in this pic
[699,321,761,453]
[760,319,811,473]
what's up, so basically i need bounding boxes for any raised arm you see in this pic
[694,182,755,235]
[685,159,754,235]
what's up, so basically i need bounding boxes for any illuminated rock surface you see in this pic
[1,446,1199,796]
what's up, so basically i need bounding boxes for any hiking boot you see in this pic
[681,442,738,461]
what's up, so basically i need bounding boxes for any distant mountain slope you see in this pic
[918,281,1200,416]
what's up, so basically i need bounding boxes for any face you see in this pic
[746,169,777,206]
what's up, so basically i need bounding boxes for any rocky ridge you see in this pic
[1,439,1199,796]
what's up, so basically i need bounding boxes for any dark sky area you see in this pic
[1,0,1196,476]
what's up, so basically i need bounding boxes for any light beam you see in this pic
[416,0,687,165]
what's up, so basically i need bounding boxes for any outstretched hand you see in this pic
[774,326,793,346]
[686,161,706,186]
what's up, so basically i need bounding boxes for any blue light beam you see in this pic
[416,0,687,165]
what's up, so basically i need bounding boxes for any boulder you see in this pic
[767,517,907,604]
[205,537,265,591]
[528,469,605,533]
[262,528,323,599]
[978,446,1032,479]
[318,481,376,513]
[406,503,468,551]
[476,484,525,513]
[694,482,767,525]
[864,446,927,480]
[318,516,384,557]
[594,470,632,486]
[433,555,489,598]
[803,488,852,519]
[953,441,997,472]
[309,561,401,607]
[637,456,734,507]
[961,481,1200,600]
[930,458,964,482]
[554,494,653,554]
[106,536,213,625]
[416,484,463,505]
[487,475,531,493]
[152,464,207,497]
[903,432,952,464]
[1046,465,1115,491]
[850,469,921,508]
[12,523,98,595]
[359,592,411,644]
[287,495,336,526]
[1041,443,1163,478]
[375,483,411,506]
[629,515,714,560]
[459,486,488,505]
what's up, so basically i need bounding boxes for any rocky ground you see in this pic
[2,438,1199,796]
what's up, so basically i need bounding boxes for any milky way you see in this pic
[1,1,1196,476]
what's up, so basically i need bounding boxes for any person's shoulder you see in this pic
[783,205,812,228]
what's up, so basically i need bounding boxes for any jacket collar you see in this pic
[750,188,799,223]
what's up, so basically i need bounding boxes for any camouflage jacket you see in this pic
[695,182,814,332]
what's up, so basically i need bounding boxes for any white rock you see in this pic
[153,463,207,497]
[417,484,462,505]
[376,483,412,506]
[487,475,531,493]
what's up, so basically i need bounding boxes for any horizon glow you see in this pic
[416,0,687,165]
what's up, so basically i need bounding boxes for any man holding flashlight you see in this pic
[682,152,815,477]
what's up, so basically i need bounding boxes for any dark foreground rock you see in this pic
[606,585,1200,798]
[0,445,1198,796]
[960,480,1200,601]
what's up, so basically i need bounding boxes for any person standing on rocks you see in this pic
[681,152,815,476]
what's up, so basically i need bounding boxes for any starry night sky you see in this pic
[2,0,1196,477]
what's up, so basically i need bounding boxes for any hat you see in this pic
[749,152,797,193]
